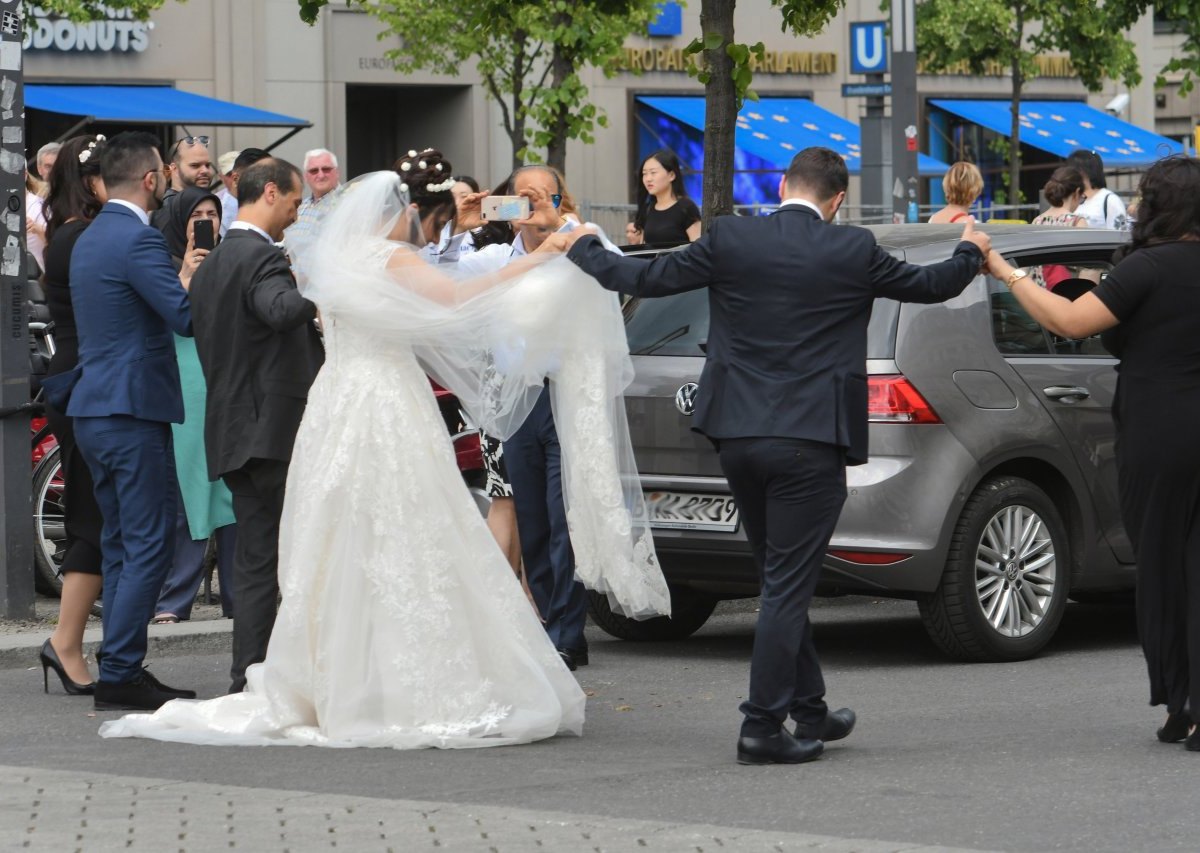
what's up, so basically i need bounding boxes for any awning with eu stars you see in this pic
[929,99,1182,168]
[637,95,952,177]
[26,84,311,149]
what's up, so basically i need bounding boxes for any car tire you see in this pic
[918,475,1070,662]
[587,584,719,641]
[32,446,65,597]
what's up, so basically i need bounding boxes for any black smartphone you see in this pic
[193,219,215,251]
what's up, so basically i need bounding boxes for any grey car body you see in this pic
[594,225,1132,661]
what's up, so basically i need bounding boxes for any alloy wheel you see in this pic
[975,504,1057,638]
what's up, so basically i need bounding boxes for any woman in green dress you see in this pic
[153,187,237,622]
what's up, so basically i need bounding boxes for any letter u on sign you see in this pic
[850,22,888,75]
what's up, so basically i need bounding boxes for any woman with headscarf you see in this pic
[153,186,237,623]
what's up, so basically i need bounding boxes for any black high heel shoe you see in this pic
[1186,727,1200,752]
[1158,711,1192,743]
[39,639,95,696]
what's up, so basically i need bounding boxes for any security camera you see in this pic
[1105,93,1130,114]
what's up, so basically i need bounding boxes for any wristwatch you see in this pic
[1005,268,1030,289]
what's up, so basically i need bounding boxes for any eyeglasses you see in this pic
[307,166,336,175]
[551,193,562,209]
[177,135,210,147]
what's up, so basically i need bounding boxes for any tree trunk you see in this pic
[545,14,574,174]
[1007,7,1025,210]
[700,0,736,227]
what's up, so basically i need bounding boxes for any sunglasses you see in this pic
[307,166,336,175]
[551,193,562,209]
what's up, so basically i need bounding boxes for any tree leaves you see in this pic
[36,0,167,20]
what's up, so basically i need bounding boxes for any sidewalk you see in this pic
[0,594,230,670]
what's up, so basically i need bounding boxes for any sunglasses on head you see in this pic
[307,166,335,175]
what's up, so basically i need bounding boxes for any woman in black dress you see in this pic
[632,149,700,246]
[38,134,107,695]
[986,156,1200,751]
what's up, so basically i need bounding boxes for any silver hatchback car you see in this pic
[588,225,1133,662]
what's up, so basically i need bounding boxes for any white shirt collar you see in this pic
[109,199,150,226]
[511,219,575,256]
[229,220,275,243]
[778,198,826,219]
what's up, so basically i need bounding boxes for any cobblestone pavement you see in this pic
[3,765,986,853]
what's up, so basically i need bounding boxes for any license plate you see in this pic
[645,490,739,532]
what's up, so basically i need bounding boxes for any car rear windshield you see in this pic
[624,289,901,358]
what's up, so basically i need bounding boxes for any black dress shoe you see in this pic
[558,647,589,667]
[1186,727,1200,752]
[1158,712,1192,744]
[557,650,577,671]
[94,673,179,711]
[141,668,196,699]
[796,707,857,742]
[737,730,824,766]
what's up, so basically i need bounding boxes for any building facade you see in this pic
[23,0,1190,209]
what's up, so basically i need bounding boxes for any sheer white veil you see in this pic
[289,171,671,620]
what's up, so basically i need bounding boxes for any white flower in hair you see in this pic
[418,160,427,169]
[399,182,409,193]
[426,177,456,193]
[399,161,411,172]
[95,134,106,142]
[407,150,417,157]
[78,148,92,164]
[434,163,443,172]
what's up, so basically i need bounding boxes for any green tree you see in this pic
[296,0,656,173]
[686,0,844,224]
[34,1,169,18]
[914,0,1141,204]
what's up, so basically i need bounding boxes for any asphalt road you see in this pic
[2,596,1196,852]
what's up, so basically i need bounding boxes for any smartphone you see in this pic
[193,219,216,251]
[480,195,531,222]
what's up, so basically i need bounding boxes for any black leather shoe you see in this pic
[141,668,196,699]
[1158,712,1192,744]
[94,673,178,711]
[557,650,577,671]
[1186,727,1200,752]
[796,708,856,742]
[737,730,824,766]
[559,647,589,667]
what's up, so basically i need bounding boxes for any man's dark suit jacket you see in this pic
[567,204,983,465]
[189,227,325,480]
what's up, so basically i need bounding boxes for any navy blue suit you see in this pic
[569,207,983,736]
[50,201,192,686]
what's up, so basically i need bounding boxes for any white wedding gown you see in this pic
[99,172,669,749]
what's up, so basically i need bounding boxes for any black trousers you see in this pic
[221,458,290,693]
[718,438,847,738]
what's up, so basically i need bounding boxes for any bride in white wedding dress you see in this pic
[99,171,670,749]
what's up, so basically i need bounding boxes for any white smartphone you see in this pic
[480,195,531,222]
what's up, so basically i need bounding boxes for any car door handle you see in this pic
[1042,385,1090,402]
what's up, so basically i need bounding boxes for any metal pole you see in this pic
[860,72,886,214]
[890,0,919,223]
[0,6,33,619]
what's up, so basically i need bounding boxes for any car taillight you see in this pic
[867,375,941,424]
[454,432,485,473]
[828,549,911,565]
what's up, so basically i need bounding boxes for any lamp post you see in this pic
[890,0,919,223]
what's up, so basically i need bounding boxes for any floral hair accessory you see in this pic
[399,161,411,172]
[434,163,443,172]
[425,177,456,194]
[78,137,103,164]
[418,160,427,169]
[399,182,409,193]
[407,149,417,157]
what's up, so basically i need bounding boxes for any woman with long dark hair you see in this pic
[633,149,700,245]
[986,156,1200,751]
[38,135,108,695]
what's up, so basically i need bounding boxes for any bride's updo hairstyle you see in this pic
[393,147,457,239]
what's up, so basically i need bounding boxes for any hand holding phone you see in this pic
[193,218,216,251]
[480,195,531,222]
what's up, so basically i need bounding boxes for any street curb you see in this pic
[0,620,231,670]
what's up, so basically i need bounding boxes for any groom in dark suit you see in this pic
[51,132,198,710]
[561,147,990,764]
[188,158,324,693]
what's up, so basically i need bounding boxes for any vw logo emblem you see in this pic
[675,382,699,417]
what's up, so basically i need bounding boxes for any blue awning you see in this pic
[26,84,310,128]
[638,95,951,177]
[929,99,1181,168]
